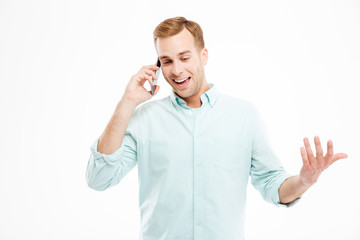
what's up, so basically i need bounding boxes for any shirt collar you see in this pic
[170,83,219,109]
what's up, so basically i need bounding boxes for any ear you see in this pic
[201,48,208,66]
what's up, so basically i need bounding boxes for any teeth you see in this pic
[174,77,188,83]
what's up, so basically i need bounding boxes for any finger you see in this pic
[324,140,334,162]
[304,137,315,165]
[144,69,157,81]
[300,146,310,167]
[143,64,160,71]
[314,136,324,161]
[138,73,153,87]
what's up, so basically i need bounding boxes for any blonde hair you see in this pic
[153,16,205,51]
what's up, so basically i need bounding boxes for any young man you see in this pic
[86,17,348,240]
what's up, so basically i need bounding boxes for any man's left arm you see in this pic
[279,136,348,204]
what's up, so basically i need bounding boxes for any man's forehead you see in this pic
[156,28,197,57]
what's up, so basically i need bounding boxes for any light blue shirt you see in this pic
[86,83,299,240]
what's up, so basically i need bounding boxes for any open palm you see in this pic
[299,136,348,187]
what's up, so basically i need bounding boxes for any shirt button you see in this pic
[196,193,200,197]
[196,163,201,167]
[197,221,201,226]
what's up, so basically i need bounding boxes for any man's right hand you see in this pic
[123,65,161,106]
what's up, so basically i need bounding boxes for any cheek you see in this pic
[161,68,169,77]
[183,62,195,74]
[162,69,173,82]
[195,66,203,79]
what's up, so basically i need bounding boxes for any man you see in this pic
[86,16,348,240]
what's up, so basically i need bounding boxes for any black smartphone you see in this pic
[151,59,161,95]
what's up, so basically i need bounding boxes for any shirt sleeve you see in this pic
[85,109,139,191]
[248,104,301,207]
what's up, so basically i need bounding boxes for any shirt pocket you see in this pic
[213,135,251,172]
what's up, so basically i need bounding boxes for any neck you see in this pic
[183,82,210,108]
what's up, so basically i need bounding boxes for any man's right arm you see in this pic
[98,64,160,155]
[97,97,138,155]
[86,65,160,191]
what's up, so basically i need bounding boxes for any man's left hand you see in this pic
[299,136,348,188]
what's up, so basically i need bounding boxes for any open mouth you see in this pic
[173,77,191,87]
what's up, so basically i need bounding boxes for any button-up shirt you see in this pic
[86,83,298,240]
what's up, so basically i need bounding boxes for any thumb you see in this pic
[330,153,348,165]
[153,85,160,95]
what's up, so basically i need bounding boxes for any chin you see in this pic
[179,90,196,99]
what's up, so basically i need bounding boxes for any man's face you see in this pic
[156,28,208,102]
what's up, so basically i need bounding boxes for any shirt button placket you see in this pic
[193,114,205,239]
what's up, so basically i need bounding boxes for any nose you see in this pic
[171,60,183,76]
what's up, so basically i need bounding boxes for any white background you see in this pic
[0,0,359,239]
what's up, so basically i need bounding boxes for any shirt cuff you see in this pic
[90,138,124,166]
[278,196,302,208]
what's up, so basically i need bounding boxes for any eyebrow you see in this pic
[159,50,192,60]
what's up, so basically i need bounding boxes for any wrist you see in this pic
[298,175,315,190]
[120,94,139,109]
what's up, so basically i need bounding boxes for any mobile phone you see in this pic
[151,59,161,95]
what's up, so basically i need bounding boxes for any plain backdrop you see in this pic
[0,0,359,239]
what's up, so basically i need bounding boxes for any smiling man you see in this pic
[156,27,209,108]
[86,17,348,240]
